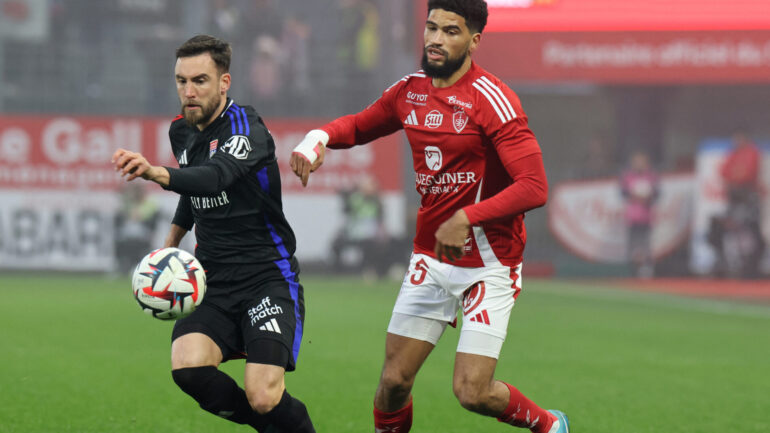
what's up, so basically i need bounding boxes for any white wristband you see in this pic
[292,129,329,164]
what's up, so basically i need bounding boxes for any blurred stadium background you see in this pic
[1,0,769,432]
[1,0,769,279]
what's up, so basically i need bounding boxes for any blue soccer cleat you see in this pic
[547,410,570,433]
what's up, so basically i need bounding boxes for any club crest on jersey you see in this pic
[424,145,442,171]
[209,139,218,158]
[222,135,251,160]
[424,110,443,129]
[453,108,468,133]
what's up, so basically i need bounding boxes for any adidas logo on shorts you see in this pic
[469,309,490,325]
[258,318,282,334]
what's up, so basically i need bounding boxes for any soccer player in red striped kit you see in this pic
[290,1,569,432]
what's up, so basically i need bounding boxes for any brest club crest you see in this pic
[424,146,442,171]
[453,108,468,133]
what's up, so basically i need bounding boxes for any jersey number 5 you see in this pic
[409,258,429,285]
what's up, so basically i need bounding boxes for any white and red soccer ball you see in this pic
[131,248,206,320]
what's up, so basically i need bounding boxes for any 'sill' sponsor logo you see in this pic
[424,110,443,128]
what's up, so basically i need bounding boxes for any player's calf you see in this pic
[264,390,315,433]
[244,340,315,433]
[452,378,502,416]
[171,366,270,430]
[497,382,557,433]
[452,352,508,416]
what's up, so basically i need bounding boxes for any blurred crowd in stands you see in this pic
[2,0,766,280]
[1,0,411,118]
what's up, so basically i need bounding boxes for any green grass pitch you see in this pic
[1,274,769,432]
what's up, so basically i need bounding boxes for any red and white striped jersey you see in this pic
[320,61,547,268]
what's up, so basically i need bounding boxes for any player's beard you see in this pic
[181,94,221,128]
[421,46,468,79]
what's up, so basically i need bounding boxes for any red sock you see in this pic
[497,383,556,433]
[373,398,413,433]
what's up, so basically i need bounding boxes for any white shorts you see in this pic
[386,253,522,359]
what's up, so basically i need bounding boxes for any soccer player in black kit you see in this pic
[112,35,314,433]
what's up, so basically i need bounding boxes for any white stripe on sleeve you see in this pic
[472,82,508,124]
[475,78,513,122]
[479,76,517,119]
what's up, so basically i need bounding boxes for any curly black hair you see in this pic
[427,0,489,34]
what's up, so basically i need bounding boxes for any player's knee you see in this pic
[245,386,283,414]
[453,387,486,413]
[452,380,489,413]
[379,367,415,397]
[171,333,223,369]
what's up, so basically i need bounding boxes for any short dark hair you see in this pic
[428,0,488,34]
[175,35,232,74]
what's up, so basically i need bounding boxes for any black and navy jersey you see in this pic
[165,98,297,268]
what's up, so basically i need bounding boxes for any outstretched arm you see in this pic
[112,148,170,186]
[289,83,404,187]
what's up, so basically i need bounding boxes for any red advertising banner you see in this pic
[474,30,770,84]
[0,116,403,193]
[413,0,770,83]
[485,0,770,33]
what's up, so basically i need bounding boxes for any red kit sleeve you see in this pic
[462,78,548,225]
[320,84,404,149]
[463,152,548,225]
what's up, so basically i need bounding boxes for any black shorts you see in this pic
[172,259,305,371]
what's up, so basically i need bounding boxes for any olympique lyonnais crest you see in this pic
[453,109,468,133]
[425,110,443,129]
[209,139,218,158]
[424,145,443,171]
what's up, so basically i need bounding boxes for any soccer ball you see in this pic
[131,247,206,320]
